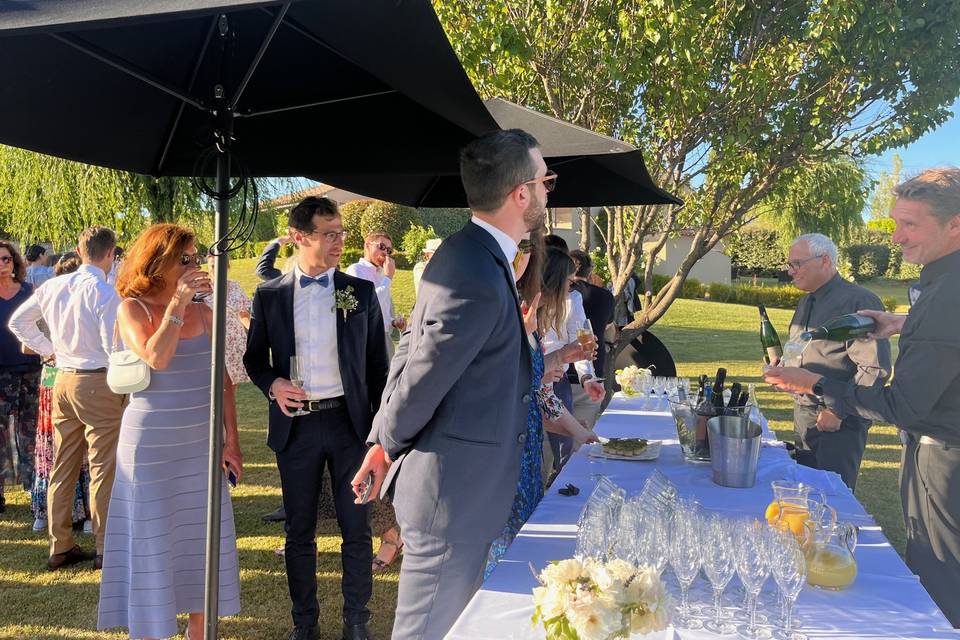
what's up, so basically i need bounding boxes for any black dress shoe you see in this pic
[94,555,103,570]
[288,625,317,640]
[47,545,96,570]
[342,621,374,640]
[263,505,286,522]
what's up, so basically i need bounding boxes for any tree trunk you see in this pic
[579,208,590,251]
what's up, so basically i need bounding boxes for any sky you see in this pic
[864,97,960,181]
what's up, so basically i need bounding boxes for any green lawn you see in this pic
[0,262,906,638]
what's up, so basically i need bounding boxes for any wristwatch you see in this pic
[811,377,825,398]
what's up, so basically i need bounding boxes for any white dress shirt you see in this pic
[541,289,596,381]
[345,257,393,332]
[293,265,344,399]
[8,264,119,370]
[471,215,518,284]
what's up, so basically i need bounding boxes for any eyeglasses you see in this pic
[783,255,824,271]
[0,255,12,264]
[180,253,204,267]
[376,242,394,255]
[517,239,532,255]
[307,229,348,243]
[523,169,558,193]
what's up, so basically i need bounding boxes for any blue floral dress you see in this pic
[485,334,561,579]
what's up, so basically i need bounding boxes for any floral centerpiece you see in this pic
[614,365,650,397]
[532,558,673,640]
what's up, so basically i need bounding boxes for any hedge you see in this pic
[725,228,786,277]
[842,244,891,281]
[419,207,471,238]
[360,201,420,250]
[340,200,375,250]
[641,273,804,309]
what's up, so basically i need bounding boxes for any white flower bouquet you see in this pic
[532,558,673,640]
[614,365,650,397]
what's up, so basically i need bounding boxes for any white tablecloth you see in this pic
[448,395,958,639]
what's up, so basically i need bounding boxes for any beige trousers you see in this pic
[49,371,125,556]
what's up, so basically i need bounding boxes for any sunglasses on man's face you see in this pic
[180,253,204,267]
[377,243,394,255]
[523,169,558,193]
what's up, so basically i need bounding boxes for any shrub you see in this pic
[419,208,471,238]
[402,224,438,264]
[339,200,375,250]
[360,201,421,249]
[590,248,610,285]
[898,261,922,280]
[706,282,735,303]
[339,247,364,268]
[681,277,704,298]
[882,296,899,312]
[844,225,901,279]
[842,244,891,281]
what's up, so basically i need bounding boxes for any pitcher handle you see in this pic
[842,522,859,554]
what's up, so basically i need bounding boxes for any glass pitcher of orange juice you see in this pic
[803,504,858,590]
[764,481,827,537]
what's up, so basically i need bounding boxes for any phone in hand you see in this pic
[359,472,374,504]
[224,464,238,488]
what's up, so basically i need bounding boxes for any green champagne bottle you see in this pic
[801,313,876,342]
[758,304,783,364]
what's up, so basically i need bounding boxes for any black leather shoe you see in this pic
[47,545,96,570]
[288,625,317,640]
[263,505,286,522]
[342,621,374,640]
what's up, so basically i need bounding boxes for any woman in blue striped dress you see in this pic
[98,224,243,640]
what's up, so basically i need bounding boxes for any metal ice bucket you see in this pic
[707,415,762,488]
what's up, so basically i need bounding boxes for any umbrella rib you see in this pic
[416,175,442,208]
[157,16,219,174]
[261,8,367,72]
[49,32,208,113]
[228,3,290,112]
[236,89,398,118]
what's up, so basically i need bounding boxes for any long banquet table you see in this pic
[447,394,958,639]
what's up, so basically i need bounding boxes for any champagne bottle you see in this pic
[726,381,742,416]
[758,304,783,364]
[736,390,751,416]
[695,374,714,455]
[800,313,876,342]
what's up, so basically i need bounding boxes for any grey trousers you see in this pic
[901,436,960,628]
[390,527,490,640]
[794,405,868,491]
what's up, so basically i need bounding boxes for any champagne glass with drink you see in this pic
[576,318,596,360]
[289,356,309,417]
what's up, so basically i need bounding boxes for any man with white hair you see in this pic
[783,233,891,490]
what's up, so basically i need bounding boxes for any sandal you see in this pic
[372,536,403,573]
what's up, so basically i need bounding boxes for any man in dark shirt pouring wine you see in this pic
[764,169,960,627]
[779,233,891,490]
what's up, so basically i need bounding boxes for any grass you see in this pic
[0,262,906,638]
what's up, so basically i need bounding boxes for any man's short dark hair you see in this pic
[288,196,339,232]
[460,129,540,212]
[25,244,46,262]
[570,249,592,278]
[78,226,116,262]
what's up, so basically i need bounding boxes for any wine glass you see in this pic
[669,506,703,628]
[735,519,772,639]
[576,318,596,360]
[770,531,808,640]
[636,510,668,576]
[702,515,737,635]
[289,356,309,417]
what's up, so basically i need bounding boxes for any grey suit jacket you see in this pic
[369,221,532,544]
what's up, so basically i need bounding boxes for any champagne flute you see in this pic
[576,318,596,360]
[289,356,309,417]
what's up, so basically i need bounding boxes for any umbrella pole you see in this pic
[204,132,231,639]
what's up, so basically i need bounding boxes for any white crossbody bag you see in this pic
[107,299,152,395]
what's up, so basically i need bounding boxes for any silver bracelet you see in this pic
[167,314,184,326]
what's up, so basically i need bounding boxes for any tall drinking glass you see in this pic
[289,356,309,417]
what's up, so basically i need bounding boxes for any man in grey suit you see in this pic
[351,129,553,639]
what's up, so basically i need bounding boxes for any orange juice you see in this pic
[765,501,810,537]
[806,544,857,589]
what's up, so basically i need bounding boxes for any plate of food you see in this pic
[589,437,661,461]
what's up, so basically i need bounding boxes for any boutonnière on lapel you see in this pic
[333,286,359,321]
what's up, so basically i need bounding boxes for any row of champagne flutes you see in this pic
[630,373,691,408]
[575,475,808,639]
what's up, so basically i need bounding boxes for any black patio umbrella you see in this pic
[0,1,498,636]
[317,97,683,207]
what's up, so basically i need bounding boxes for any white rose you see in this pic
[568,593,623,640]
[543,558,586,584]
[534,584,570,621]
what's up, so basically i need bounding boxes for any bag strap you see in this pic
[111,299,154,353]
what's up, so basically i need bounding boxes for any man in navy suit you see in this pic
[245,196,389,640]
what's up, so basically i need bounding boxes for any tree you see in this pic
[436,0,960,380]
[869,153,903,220]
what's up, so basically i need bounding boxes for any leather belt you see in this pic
[303,397,344,412]
[59,367,107,374]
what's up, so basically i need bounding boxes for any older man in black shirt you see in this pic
[765,168,960,627]
[783,233,891,490]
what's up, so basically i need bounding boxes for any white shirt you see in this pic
[471,216,518,284]
[293,266,344,399]
[345,257,393,332]
[541,289,596,381]
[8,264,119,370]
